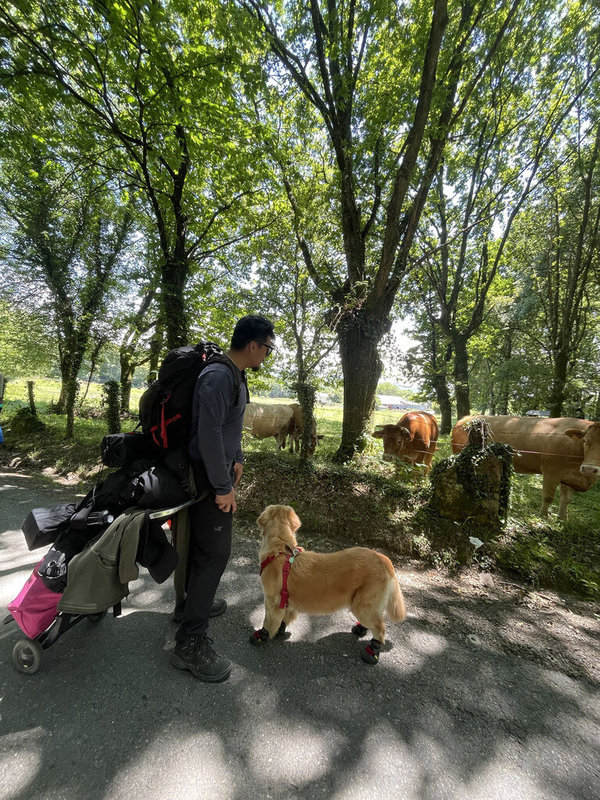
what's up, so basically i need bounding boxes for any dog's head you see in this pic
[257,504,301,550]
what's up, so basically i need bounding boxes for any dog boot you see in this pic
[351,622,368,637]
[249,627,270,645]
[274,621,288,639]
[361,638,382,665]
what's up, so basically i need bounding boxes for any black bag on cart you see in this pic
[22,503,78,551]
[100,431,157,468]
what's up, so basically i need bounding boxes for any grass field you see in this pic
[2,377,599,598]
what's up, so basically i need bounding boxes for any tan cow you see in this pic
[286,403,323,456]
[452,415,600,520]
[243,402,294,449]
[372,411,439,474]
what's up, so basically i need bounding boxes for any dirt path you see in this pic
[2,467,600,800]
[3,464,599,687]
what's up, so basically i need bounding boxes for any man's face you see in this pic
[250,336,275,371]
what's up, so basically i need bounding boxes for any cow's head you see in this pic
[307,433,325,456]
[565,422,600,476]
[372,424,411,461]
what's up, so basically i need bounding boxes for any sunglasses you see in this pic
[256,340,275,356]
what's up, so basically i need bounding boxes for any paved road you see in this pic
[1,471,599,800]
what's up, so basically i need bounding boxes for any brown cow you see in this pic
[452,415,600,520]
[243,402,294,449]
[286,403,323,456]
[372,411,439,474]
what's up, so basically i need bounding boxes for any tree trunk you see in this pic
[146,323,165,385]
[56,342,81,416]
[120,347,135,413]
[549,349,568,418]
[54,357,71,413]
[432,373,452,434]
[295,381,316,461]
[61,328,90,439]
[162,258,189,350]
[453,337,471,420]
[121,373,133,415]
[335,313,384,461]
[64,377,79,440]
[80,337,106,408]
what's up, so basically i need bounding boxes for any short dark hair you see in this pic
[231,315,275,350]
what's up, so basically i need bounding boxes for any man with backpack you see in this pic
[170,314,275,682]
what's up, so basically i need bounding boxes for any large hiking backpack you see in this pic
[138,342,242,453]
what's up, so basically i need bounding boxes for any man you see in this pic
[170,315,275,682]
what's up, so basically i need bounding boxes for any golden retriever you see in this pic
[250,504,406,664]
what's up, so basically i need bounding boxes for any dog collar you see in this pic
[259,547,303,575]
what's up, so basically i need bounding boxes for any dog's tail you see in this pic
[386,577,406,622]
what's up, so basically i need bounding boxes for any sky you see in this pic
[381,317,420,389]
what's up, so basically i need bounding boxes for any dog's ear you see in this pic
[257,505,275,531]
[284,506,301,532]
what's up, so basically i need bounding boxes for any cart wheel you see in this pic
[12,639,42,674]
[87,610,107,623]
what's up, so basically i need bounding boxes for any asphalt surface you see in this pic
[1,470,599,800]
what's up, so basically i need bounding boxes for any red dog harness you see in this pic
[260,548,303,609]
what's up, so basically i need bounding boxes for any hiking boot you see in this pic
[172,598,228,624]
[170,634,232,682]
[210,597,227,617]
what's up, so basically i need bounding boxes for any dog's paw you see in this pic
[361,638,382,665]
[274,621,291,640]
[351,622,368,637]
[249,627,270,646]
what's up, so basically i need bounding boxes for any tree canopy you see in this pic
[2,0,600,444]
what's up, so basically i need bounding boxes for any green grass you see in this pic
[2,378,599,599]
[2,376,144,414]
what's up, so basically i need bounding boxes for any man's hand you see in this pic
[233,462,244,486]
[215,489,237,513]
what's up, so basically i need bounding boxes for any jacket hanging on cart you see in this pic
[57,508,177,614]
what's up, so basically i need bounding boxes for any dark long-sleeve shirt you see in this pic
[187,361,246,494]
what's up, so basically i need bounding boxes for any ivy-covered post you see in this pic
[103,380,121,434]
[27,381,37,416]
[428,418,514,534]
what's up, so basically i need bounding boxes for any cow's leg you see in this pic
[541,473,559,516]
[558,484,573,521]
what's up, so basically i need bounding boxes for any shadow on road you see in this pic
[1,471,599,800]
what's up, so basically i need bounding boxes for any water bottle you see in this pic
[86,510,115,526]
